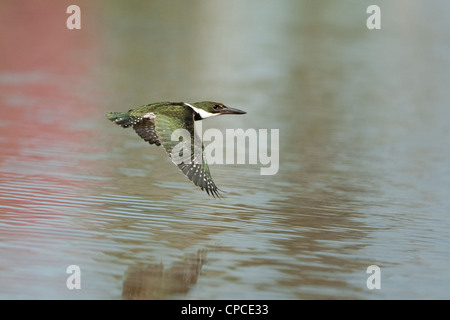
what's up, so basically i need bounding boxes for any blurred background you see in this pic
[0,0,449,299]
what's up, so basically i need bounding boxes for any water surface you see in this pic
[1,0,449,299]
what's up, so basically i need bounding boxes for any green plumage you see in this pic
[106,101,246,198]
[106,112,133,127]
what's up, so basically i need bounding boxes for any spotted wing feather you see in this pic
[154,112,222,198]
[133,119,161,146]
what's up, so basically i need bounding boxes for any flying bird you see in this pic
[106,101,246,198]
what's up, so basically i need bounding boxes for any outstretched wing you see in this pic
[133,118,161,146]
[107,111,161,146]
[154,113,222,198]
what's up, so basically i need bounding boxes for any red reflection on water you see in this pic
[0,1,103,215]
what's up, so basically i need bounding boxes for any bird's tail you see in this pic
[106,112,138,128]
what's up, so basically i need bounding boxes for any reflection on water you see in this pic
[1,0,450,299]
[123,249,207,300]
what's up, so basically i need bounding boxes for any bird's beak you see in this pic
[221,107,246,115]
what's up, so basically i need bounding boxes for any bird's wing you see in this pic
[133,118,161,146]
[154,113,221,198]
[107,110,161,146]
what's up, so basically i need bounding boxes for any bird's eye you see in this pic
[213,104,221,110]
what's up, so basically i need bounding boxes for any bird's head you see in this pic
[188,101,246,120]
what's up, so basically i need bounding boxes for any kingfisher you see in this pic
[106,101,246,198]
